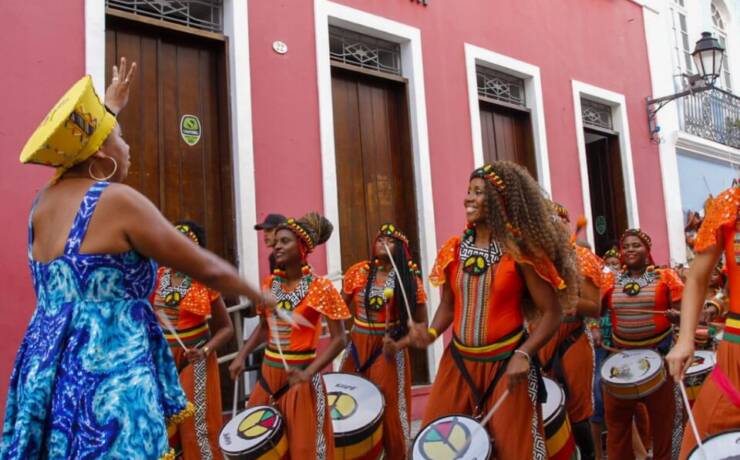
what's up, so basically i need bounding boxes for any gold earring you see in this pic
[88,156,118,182]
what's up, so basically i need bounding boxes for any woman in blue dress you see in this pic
[1,59,269,460]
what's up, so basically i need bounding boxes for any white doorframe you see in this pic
[464,43,552,194]
[572,80,641,247]
[83,0,259,284]
[314,0,441,375]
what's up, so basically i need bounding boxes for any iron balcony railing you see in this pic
[679,87,740,149]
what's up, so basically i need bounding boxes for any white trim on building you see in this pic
[571,81,641,247]
[83,0,260,284]
[463,44,552,195]
[314,0,441,375]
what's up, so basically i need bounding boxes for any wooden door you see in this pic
[585,129,628,256]
[331,66,429,384]
[479,100,537,178]
[106,17,235,264]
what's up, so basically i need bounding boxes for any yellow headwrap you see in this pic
[19,76,117,181]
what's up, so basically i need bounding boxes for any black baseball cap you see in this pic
[254,213,287,230]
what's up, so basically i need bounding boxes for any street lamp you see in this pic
[647,32,725,140]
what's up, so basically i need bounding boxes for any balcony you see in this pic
[679,87,740,149]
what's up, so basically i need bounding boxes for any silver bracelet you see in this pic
[513,349,531,365]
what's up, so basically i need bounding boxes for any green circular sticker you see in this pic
[180,115,202,146]
[595,215,607,235]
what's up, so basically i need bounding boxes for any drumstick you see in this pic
[232,377,239,418]
[679,381,707,459]
[156,310,188,351]
[458,390,510,455]
[382,242,414,321]
[268,313,290,371]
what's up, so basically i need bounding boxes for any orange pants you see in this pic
[170,349,224,460]
[604,378,679,460]
[422,345,546,460]
[537,322,594,423]
[341,332,411,460]
[248,364,335,460]
[679,340,740,459]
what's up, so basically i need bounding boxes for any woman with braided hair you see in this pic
[341,223,428,459]
[410,161,578,460]
[601,228,684,460]
[229,212,350,459]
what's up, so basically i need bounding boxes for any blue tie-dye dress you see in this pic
[1,181,191,459]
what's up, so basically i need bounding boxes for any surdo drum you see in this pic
[323,373,385,460]
[541,377,580,460]
[683,350,716,404]
[687,430,740,459]
[600,349,666,400]
[219,405,288,460]
[411,414,492,460]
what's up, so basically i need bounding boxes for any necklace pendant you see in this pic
[462,255,488,276]
[623,282,642,296]
[277,299,295,311]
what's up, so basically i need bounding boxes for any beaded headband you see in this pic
[551,202,570,223]
[620,228,652,249]
[176,224,200,246]
[279,218,316,253]
[377,223,410,247]
[470,163,505,192]
[603,247,620,259]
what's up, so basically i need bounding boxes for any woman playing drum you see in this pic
[229,212,350,459]
[410,161,578,460]
[601,228,683,460]
[666,185,740,458]
[341,223,428,459]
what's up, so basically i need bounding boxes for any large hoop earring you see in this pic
[88,156,118,182]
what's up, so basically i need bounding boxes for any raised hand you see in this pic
[105,57,137,115]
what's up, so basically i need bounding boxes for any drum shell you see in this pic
[687,430,740,459]
[600,349,666,400]
[411,414,492,460]
[323,372,385,460]
[683,351,716,403]
[542,378,579,460]
[219,405,288,460]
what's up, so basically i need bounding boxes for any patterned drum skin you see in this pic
[600,349,666,400]
[683,350,716,404]
[541,378,580,460]
[324,373,385,460]
[411,415,492,460]
[219,405,288,460]
[687,430,740,459]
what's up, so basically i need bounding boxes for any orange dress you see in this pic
[247,274,350,460]
[602,268,684,460]
[679,186,740,458]
[152,268,224,460]
[422,235,564,460]
[535,245,600,424]
[340,262,427,460]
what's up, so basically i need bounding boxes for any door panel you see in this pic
[479,101,537,178]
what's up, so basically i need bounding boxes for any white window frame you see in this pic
[314,0,440,376]
[463,43,552,194]
[572,81,641,247]
[712,2,732,91]
[85,0,259,284]
[670,0,693,78]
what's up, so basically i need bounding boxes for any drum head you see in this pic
[685,350,716,376]
[323,373,384,436]
[412,415,491,460]
[541,377,565,425]
[600,349,663,385]
[688,430,740,459]
[219,405,283,455]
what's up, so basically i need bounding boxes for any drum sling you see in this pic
[348,342,384,374]
[450,341,508,417]
[257,372,290,403]
[542,325,584,398]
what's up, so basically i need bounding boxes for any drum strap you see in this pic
[542,326,584,398]
[257,372,290,403]
[450,342,509,416]
[348,342,384,373]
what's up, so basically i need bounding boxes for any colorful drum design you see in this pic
[600,349,666,400]
[684,350,716,404]
[687,430,740,459]
[324,372,385,460]
[411,414,492,460]
[542,377,580,460]
[219,405,288,460]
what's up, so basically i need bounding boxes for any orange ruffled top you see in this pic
[258,274,350,352]
[695,186,740,315]
[576,245,604,288]
[343,261,427,323]
[152,267,220,330]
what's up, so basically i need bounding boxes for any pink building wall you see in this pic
[0,0,85,418]
[0,0,665,420]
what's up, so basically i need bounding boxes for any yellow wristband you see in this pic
[427,327,439,341]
